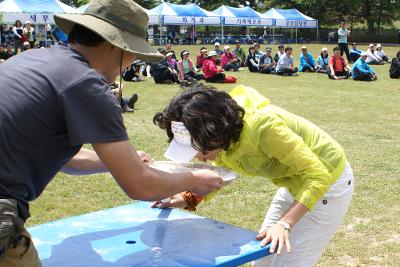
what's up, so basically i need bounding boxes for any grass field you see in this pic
[28,44,400,266]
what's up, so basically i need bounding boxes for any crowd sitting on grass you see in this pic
[130,42,398,84]
[2,24,399,83]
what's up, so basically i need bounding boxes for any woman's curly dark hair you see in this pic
[153,83,245,152]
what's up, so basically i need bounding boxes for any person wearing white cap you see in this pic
[23,21,35,48]
[214,42,223,57]
[316,48,329,73]
[177,50,204,82]
[196,47,208,69]
[221,45,239,72]
[258,47,275,74]
[201,50,226,83]
[366,44,384,65]
[22,41,30,51]
[153,84,354,267]
[351,52,377,81]
[164,52,178,70]
[164,43,177,60]
[299,46,316,72]
[375,44,391,63]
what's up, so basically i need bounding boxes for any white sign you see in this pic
[275,19,317,28]
[163,16,220,25]
[2,13,54,24]
[224,17,273,26]
[148,15,159,25]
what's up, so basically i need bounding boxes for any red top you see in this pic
[329,56,345,72]
[202,58,223,78]
[220,52,235,67]
[196,54,206,67]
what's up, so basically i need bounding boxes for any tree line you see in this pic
[61,0,400,35]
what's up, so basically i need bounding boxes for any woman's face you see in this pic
[16,21,21,27]
[322,51,328,56]
[195,149,222,162]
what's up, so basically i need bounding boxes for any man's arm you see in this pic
[92,141,223,201]
[61,148,108,175]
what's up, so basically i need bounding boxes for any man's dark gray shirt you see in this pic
[0,46,128,220]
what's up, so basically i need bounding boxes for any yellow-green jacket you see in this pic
[214,85,347,210]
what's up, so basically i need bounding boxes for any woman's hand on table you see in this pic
[256,224,291,255]
[151,193,188,209]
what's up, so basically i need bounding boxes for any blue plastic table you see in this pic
[29,201,271,267]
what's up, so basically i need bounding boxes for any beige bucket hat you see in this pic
[54,0,163,63]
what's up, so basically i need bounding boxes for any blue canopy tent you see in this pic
[77,3,159,25]
[0,0,80,24]
[263,8,318,43]
[212,5,273,44]
[150,2,220,44]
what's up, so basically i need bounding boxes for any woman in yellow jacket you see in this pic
[153,84,354,267]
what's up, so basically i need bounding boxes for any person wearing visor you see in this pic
[0,1,223,265]
[351,52,377,81]
[202,51,226,83]
[177,50,204,82]
[196,47,208,69]
[153,84,354,267]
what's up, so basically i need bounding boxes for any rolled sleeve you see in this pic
[259,115,332,210]
[59,76,129,146]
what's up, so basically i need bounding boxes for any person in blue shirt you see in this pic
[349,43,362,63]
[316,47,329,73]
[258,47,276,74]
[352,52,377,81]
[299,46,316,72]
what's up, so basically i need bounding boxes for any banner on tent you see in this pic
[275,19,317,28]
[224,17,273,26]
[2,13,54,24]
[163,16,220,25]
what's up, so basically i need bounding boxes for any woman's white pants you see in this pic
[253,163,354,267]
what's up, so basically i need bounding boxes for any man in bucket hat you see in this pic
[0,1,223,266]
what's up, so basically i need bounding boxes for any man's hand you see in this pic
[93,141,223,201]
[189,169,223,195]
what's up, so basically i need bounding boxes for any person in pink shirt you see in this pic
[220,45,239,72]
[196,47,208,69]
[202,51,226,83]
[165,52,178,71]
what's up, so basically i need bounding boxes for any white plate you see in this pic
[149,161,237,185]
